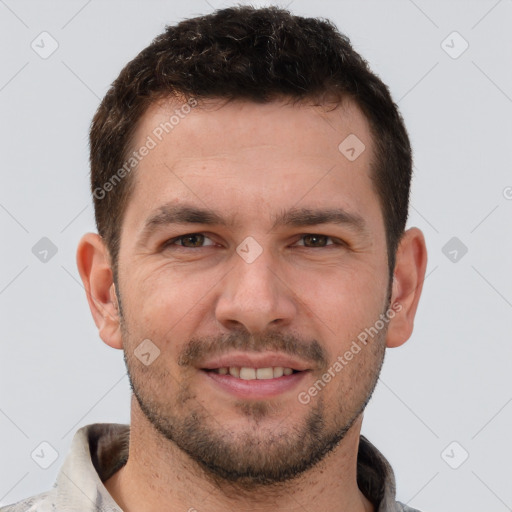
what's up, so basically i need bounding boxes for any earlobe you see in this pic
[76,233,123,350]
[385,227,428,348]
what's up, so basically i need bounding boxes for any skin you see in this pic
[77,97,427,512]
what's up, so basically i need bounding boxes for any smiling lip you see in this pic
[199,352,312,372]
[202,369,309,399]
[198,351,313,399]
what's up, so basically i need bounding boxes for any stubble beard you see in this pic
[120,326,386,491]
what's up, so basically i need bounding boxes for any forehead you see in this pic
[136,96,373,164]
[123,97,380,234]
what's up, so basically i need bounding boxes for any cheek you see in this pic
[300,262,387,319]
[121,263,217,344]
[296,264,388,361]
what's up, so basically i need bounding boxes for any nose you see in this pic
[214,248,297,334]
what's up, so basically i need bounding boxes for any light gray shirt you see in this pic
[1,423,421,511]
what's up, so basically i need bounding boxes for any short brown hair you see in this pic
[89,6,412,278]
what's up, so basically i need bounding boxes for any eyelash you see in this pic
[162,233,345,249]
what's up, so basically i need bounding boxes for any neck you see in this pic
[104,397,374,512]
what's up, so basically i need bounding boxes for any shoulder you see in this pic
[1,491,56,512]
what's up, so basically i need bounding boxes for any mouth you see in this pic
[198,352,311,399]
[205,366,298,379]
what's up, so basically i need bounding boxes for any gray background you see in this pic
[1,0,511,510]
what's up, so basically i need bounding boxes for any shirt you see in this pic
[1,423,422,512]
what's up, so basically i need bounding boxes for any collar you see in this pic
[49,423,402,511]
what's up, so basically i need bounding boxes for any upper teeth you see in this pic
[214,367,294,379]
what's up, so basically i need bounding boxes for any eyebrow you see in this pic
[273,207,367,232]
[137,203,368,244]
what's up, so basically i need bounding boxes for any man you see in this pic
[3,6,427,512]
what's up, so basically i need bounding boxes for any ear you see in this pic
[386,227,427,348]
[76,233,123,350]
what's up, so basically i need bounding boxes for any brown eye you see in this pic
[301,234,331,247]
[166,233,216,248]
[180,234,205,247]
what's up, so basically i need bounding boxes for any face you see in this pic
[115,97,391,486]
